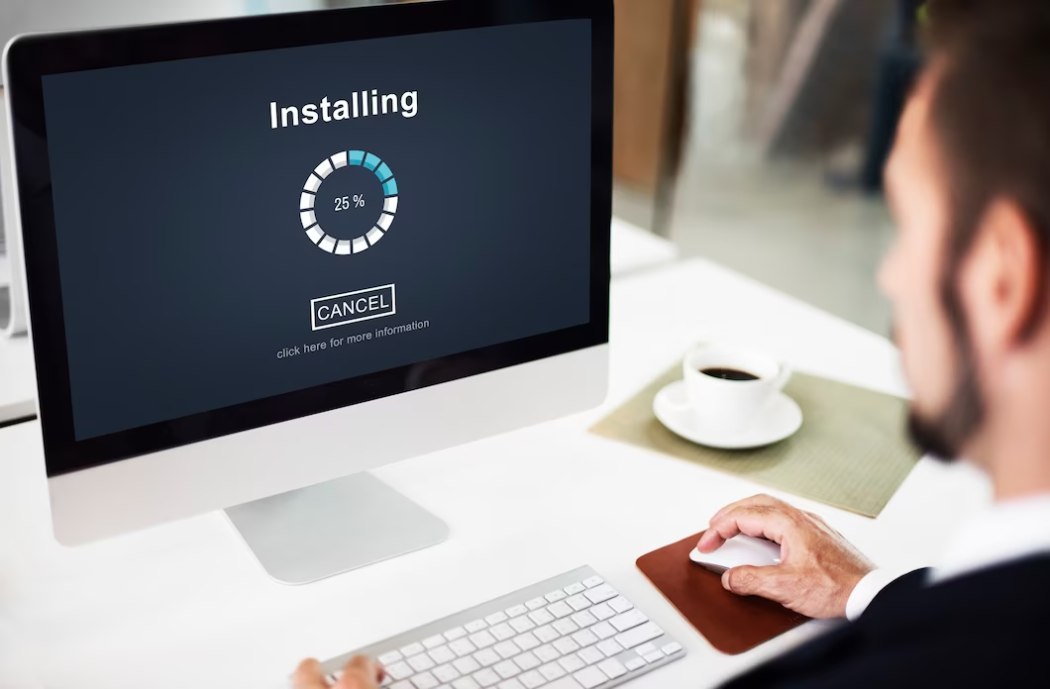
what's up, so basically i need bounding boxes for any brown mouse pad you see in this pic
[637,531,809,655]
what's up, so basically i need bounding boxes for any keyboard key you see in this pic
[553,637,580,655]
[548,602,574,619]
[535,643,560,663]
[450,639,478,657]
[545,678,585,689]
[466,620,489,633]
[589,604,614,621]
[539,662,567,681]
[634,643,657,657]
[624,657,646,671]
[494,660,521,679]
[475,649,501,667]
[609,610,647,633]
[528,609,555,626]
[445,627,468,642]
[583,576,604,588]
[615,622,664,650]
[424,635,447,649]
[552,619,578,635]
[565,595,591,612]
[486,612,509,625]
[434,664,461,683]
[545,590,567,603]
[470,631,497,649]
[454,657,482,675]
[430,646,456,664]
[473,669,501,687]
[564,582,586,595]
[570,611,597,628]
[608,597,633,615]
[379,651,404,665]
[453,678,481,689]
[662,642,683,655]
[526,598,548,611]
[571,630,598,647]
[574,666,607,689]
[519,670,546,689]
[642,650,664,664]
[491,623,516,641]
[597,658,627,680]
[409,654,436,673]
[509,617,535,633]
[513,632,540,652]
[534,625,560,643]
[515,651,541,671]
[591,622,616,640]
[389,681,413,689]
[558,654,585,674]
[401,643,426,658]
[411,671,439,689]
[387,662,414,680]
[494,641,520,660]
[583,585,617,605]
[506,605,529,618]
[597,640,623,657]
[577,647,604,666]
[498,680,525,689]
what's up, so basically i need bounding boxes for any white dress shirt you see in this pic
[845,493,1050,621]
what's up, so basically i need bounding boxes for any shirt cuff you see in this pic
[845,569,909,621]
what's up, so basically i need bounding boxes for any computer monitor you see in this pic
[4,0,612,583]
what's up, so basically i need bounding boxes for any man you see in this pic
[296,1,1050,686]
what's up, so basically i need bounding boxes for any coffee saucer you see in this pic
[653,380,803,450]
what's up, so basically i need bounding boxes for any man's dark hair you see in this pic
[907,1,1050,459]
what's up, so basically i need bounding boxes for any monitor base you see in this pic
[225,472,449,585]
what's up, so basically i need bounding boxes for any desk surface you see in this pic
[0,259,991,689]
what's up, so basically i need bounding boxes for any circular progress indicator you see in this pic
[299,150,399,255]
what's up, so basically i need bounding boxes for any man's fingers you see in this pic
[293,659,329,689]
[708,494,785,526]
[705,504,795,548]
[336,656,384,689]
[721,565,783,601]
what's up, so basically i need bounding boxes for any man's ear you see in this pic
[959,199,1043,357]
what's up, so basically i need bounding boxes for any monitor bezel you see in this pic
[4,0,613,478]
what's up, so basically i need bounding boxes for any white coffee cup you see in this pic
[674,343,792,434]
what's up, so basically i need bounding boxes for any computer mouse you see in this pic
[689,535,782,574]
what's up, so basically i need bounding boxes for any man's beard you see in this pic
[906,324,986,463]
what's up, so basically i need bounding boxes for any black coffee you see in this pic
[701,367,760,382]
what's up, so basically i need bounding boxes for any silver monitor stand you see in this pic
[225,472,449,585]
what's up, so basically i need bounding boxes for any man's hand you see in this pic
[696,494,875,619]
[293,656,384,689]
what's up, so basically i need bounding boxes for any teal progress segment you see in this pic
[298,150,399,256]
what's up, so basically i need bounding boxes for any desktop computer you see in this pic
[5,1,688,685]
[4,0,611,581]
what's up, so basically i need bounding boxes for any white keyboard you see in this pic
[321,566,685,689]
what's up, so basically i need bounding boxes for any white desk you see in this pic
[0,259,991,689]
[609,218,679,277]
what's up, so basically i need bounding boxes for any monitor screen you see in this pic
[38,19,594,442]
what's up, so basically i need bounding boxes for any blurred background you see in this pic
[1,0,922,337]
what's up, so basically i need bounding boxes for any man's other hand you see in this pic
[293,656,384,689]
[696,494,875,619]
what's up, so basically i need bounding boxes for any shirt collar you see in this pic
[931,493,1050,584]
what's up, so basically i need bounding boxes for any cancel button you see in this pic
[311,284,396,331]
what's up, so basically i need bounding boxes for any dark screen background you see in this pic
[42,20,592,441]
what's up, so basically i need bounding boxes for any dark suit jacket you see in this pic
[721,555,1050,688]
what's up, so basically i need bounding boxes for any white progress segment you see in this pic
[383,196,399,214]
[366,228,385,245]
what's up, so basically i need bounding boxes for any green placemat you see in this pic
[590,366,920,518]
